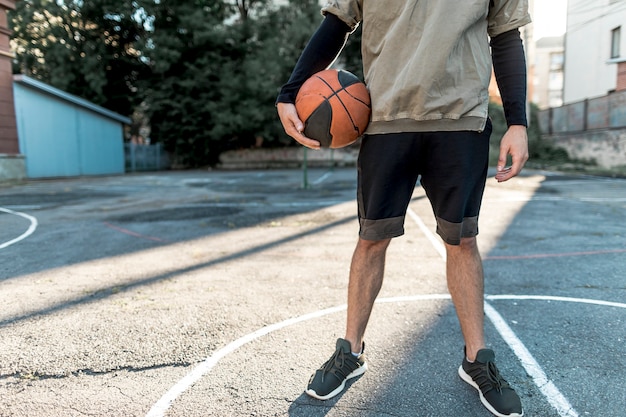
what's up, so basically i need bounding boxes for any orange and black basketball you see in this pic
[295,69,371,149]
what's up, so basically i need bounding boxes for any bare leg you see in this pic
[445,236,485,361]
[344,237,391,353]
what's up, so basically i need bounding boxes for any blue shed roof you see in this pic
[13,75,132,125]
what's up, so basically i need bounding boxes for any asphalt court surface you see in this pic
[0,167,624,417]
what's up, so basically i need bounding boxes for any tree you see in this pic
[10,0,332,167]
[139,0,322,167]
[10,0,147,117]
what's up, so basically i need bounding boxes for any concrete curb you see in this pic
[218,146,359,169]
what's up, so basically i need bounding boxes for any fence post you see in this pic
[130,143,136,172]
[302,147,309,189]
[548,107,553,135]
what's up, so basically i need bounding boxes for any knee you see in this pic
[357,237,391,254]
[459,236,477,249]
[445,236,478,253]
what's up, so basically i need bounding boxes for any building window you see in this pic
[611,26,621,59]
[549,52,564,71]
[548,71,564,90]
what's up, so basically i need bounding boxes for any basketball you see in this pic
[295,69,371,149]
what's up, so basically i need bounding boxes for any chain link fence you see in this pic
[125,143,170,172]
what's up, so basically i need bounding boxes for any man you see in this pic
[276,1,530,416]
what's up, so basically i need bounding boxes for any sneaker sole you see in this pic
[305,362,368,400]
[458,366,524,417]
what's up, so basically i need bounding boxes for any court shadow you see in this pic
[0,169,360,280]
[282,300,481,417]
[287,375,365,417]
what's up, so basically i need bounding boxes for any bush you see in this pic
[488,101,571,167]
[140,1,323,168]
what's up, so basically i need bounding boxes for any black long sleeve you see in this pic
[276,14,351,105]
[491,29,528,127]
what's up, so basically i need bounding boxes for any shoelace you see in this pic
[475,361,511,394]
[320,349,356,380]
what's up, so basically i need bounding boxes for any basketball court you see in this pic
[0,167,625,416]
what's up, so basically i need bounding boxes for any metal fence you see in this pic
[124,143,170,172]
[537,90,626,169]
[538,89,626,134]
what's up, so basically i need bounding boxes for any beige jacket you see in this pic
[322,0,531,134]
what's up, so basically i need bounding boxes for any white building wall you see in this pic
[563,0,626,103]
[533,37,564,109]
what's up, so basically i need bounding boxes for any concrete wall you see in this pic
[0,153,24,181]
[539,90,626,169]
[218,146,359,169]
[543,129,626,169]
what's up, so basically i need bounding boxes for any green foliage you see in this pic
[488,101,570,166]
[10,0,148,117]
[9,0,342,167]
[139,0,323,167]
[526,102,570,163]
[14,2,584,170]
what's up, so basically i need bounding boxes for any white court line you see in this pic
[190,201,349,208]
[484,304,578,417]
[0,207,38,249]
[407,208,446,259]
[487,294,626,310]
[145,291,620,417]
[147,203,587,416]
[145,303,347,417]
[312,171,333,185]
[407,207,579,417]
[483,196,626,203]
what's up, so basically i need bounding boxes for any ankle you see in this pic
[344,337,363,355]
[464,345,485,362]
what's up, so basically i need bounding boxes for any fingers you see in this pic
[290,126,321,149]
[276,103,321,150]
[495,166,512,182]
[496,146,508,175]
[295,136,322,150]
[496,150,528,182]
[495,126,528,183]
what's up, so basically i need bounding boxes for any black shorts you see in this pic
[357,121,492,245]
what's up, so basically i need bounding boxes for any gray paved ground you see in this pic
[0,167,624,417]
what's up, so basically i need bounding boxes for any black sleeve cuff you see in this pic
[491,29,528,127]
[276,14,351,105]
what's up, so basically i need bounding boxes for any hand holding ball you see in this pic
[295,69,371,149]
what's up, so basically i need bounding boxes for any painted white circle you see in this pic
[0,207,38,249]
[146,294,624,417]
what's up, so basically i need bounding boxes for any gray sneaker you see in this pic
[305,338,367,400]
[459,348,523,417]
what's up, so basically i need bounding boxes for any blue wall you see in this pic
[13,76,128,178]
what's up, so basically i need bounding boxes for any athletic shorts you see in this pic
[356,120,492,245]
